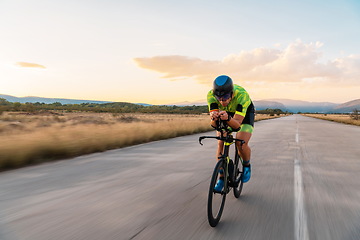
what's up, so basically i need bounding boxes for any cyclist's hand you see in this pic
[210,111,220,121]
[219,111,229,121]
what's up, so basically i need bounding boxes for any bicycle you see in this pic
[199,120,245,227]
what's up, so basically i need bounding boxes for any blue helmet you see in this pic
[213,75,233,97]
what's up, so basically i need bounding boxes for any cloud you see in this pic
[134,40,360,86]
[15,62,46,69]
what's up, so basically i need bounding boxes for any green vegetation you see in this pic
[0,98,208,114]
[0,98,289,115]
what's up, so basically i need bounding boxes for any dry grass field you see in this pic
[0,111,284,170]
[304,114,360,126]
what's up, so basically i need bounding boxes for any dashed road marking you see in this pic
[294,125,309,240]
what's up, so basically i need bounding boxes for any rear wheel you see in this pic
[233,148,244,198]
[207,159,227,227]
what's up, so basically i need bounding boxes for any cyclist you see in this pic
[207,75,255,192]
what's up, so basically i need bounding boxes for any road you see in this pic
[0,115,359,240]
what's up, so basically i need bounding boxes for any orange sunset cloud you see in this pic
[16,62,46,69]
[134,40,360,87]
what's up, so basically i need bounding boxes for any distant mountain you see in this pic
[253,100,287,111]
[170,98,346,113]
[171,98,360,113]
[168,100,207,106]
[0,94,112,105]
[134,103,153,106]
[2,93,358,113]
[0,94,156,106]
[265,99,338,113]
[330,99,360,113]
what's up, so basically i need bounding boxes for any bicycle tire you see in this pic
[233,148,244,198]
[207,159,227,227]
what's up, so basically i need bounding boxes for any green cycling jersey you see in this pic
[207,84,252,117]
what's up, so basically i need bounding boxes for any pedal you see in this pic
[214,190,226,195]
[228,181,235,187]
[213,189,222,194]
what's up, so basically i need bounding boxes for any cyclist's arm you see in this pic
[218,111,243,130]
[227,91,251,129]
[210,110,220,128]
[230,113,244,129]
[208,92,221,128]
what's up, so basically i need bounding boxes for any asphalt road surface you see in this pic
[1,115,360,240]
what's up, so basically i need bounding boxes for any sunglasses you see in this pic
[215,93,232,101]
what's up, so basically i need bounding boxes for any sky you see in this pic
[1,0,360,105]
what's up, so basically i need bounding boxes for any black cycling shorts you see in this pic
[242,102,255,127]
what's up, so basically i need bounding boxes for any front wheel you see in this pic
[233,149,244,198]
[207,159,227,227]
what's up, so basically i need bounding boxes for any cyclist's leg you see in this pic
[216,130,224,160]
[236,127,253,183]
[236,128,252,164]
[216,130,232,159]
[236,103,254,183]
[236,102,255,165]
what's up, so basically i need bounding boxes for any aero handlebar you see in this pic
[198,136,245,145]
[199,119,245,146]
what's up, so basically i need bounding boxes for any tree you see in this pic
[0,98,11,106]
[25,103,36,113]
[51,102,63,107]
[13,102,21,111]
[350,109,359,120]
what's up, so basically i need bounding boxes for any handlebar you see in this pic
[199,135,245,146]
[199,119,245,145]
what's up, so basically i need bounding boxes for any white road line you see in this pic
[294,159,309,240]
[294,126,309,240]
[296,126,299,143]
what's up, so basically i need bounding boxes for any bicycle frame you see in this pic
[221,139,233,194]
[199,120,245,193]
[200,119,246,227]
